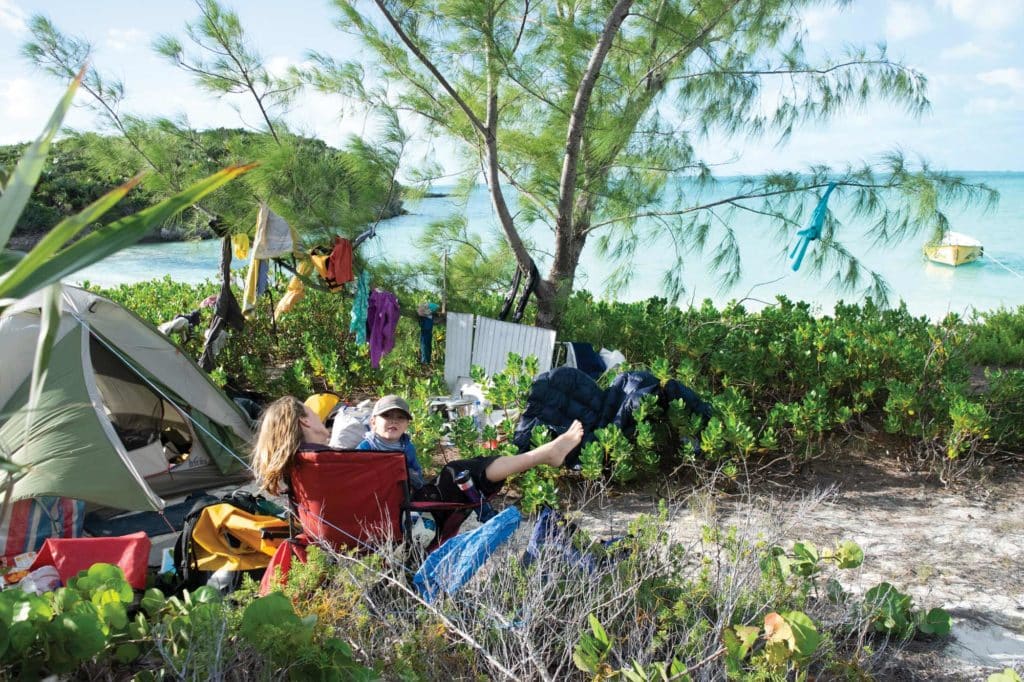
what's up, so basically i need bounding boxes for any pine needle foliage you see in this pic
[314,0,997,327]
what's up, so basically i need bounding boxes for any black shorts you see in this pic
[413,455,502,504]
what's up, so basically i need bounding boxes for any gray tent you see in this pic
[0,285,253,512]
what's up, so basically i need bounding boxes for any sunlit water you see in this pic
[72,172,1024,319]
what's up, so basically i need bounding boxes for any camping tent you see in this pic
[0,285,253,513]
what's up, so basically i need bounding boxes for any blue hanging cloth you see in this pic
[789,182,837,272]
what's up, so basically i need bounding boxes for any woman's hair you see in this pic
[251,396,305,495]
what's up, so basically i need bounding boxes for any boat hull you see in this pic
[924,243,984,267]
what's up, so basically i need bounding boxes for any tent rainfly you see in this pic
[0,285,253,513]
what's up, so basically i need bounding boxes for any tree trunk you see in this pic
[535,228,587,329]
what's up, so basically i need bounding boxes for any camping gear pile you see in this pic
[513,367,713,466]
[0,285,257,592]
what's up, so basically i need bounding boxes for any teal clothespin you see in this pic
[790,182,837,272]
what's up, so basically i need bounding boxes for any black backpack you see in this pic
[171,491,286,595]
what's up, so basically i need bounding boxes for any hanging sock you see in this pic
[231,233,250,260]
[789,182,837,272]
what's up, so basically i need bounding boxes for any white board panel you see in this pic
[444,312,475,391]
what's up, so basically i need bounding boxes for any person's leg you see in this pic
[482,420,584,483]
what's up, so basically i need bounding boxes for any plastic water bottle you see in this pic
[470,400,483,432]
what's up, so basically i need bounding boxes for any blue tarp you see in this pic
[414,506,521,603]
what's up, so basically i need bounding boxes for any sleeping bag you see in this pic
[512,367,712,466]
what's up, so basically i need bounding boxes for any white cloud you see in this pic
[0,0,26,33]
[800,6,842,43]
[978,68,1024,91]
[936,0,1024,31]
[1,78,40,121]
[265,55,297,79]
[940,41,986,60]
[0,78,94,144]
[886,1,934,41]
[965,96,1024,114]
[105,28,146,52]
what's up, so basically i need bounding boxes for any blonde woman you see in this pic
[252,396,583,505]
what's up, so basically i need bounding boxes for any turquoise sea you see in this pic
[72,172,1024,319]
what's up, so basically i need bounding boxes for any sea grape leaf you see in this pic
[13,593,52,622]
[917,607,952,636]
[832,540,864,569]
[764,612,794,647]
[8,620,37,653]
[55,611,107,659]
[50,587,81,613]
[782,611,821,658]
[723,623,760,671]
[188,586,223,606]
[115,642,142,663]
[141,588,167,618]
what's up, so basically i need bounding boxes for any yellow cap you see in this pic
[304,393,340,422]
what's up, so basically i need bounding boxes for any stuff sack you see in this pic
[172,492,289,595]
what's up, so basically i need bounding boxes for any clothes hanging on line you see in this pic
[242,259,269,317]
[367,289,400,369]
[498,260,539,323]
[231,233,250,260]
[417,302,439,364]
[789,182,837,272]
[349,271,370,345]
[199,279,245,371]
[311,254,331,282]
[252,202,296,259]
[274,259,313,319]
[327,236,354,285]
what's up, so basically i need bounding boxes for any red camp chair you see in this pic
[261,446,488,594]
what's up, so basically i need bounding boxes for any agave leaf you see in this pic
[0,250,23,275]
[28,283,61,412]
[0,69,83,248]
[0,164,254,303]
[0,176,141,307]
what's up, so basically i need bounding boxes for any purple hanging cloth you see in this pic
[367,289,400,369]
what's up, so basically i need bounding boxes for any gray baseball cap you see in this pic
[371,394,413,420]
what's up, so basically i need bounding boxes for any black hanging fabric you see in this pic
[498,266,523,321]
[511,261,539,323]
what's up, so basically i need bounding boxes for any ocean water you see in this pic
[72,172,1024,319]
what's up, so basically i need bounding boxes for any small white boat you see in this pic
[924,231,984,267]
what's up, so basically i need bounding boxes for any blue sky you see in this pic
[1,0,1022,175]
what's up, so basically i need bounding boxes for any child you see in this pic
[355,395,425,487]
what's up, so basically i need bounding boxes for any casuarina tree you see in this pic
[311,0,995,328]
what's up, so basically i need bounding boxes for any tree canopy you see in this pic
[311,0,996,327]
[21,8,404,247]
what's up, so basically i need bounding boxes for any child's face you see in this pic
[371,409,410,440]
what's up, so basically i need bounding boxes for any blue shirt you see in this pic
[356,433,425,488]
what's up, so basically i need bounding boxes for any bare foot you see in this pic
[544,420,584,467]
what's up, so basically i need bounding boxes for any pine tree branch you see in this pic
[371,0,488,138]
[582,181,896,234]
